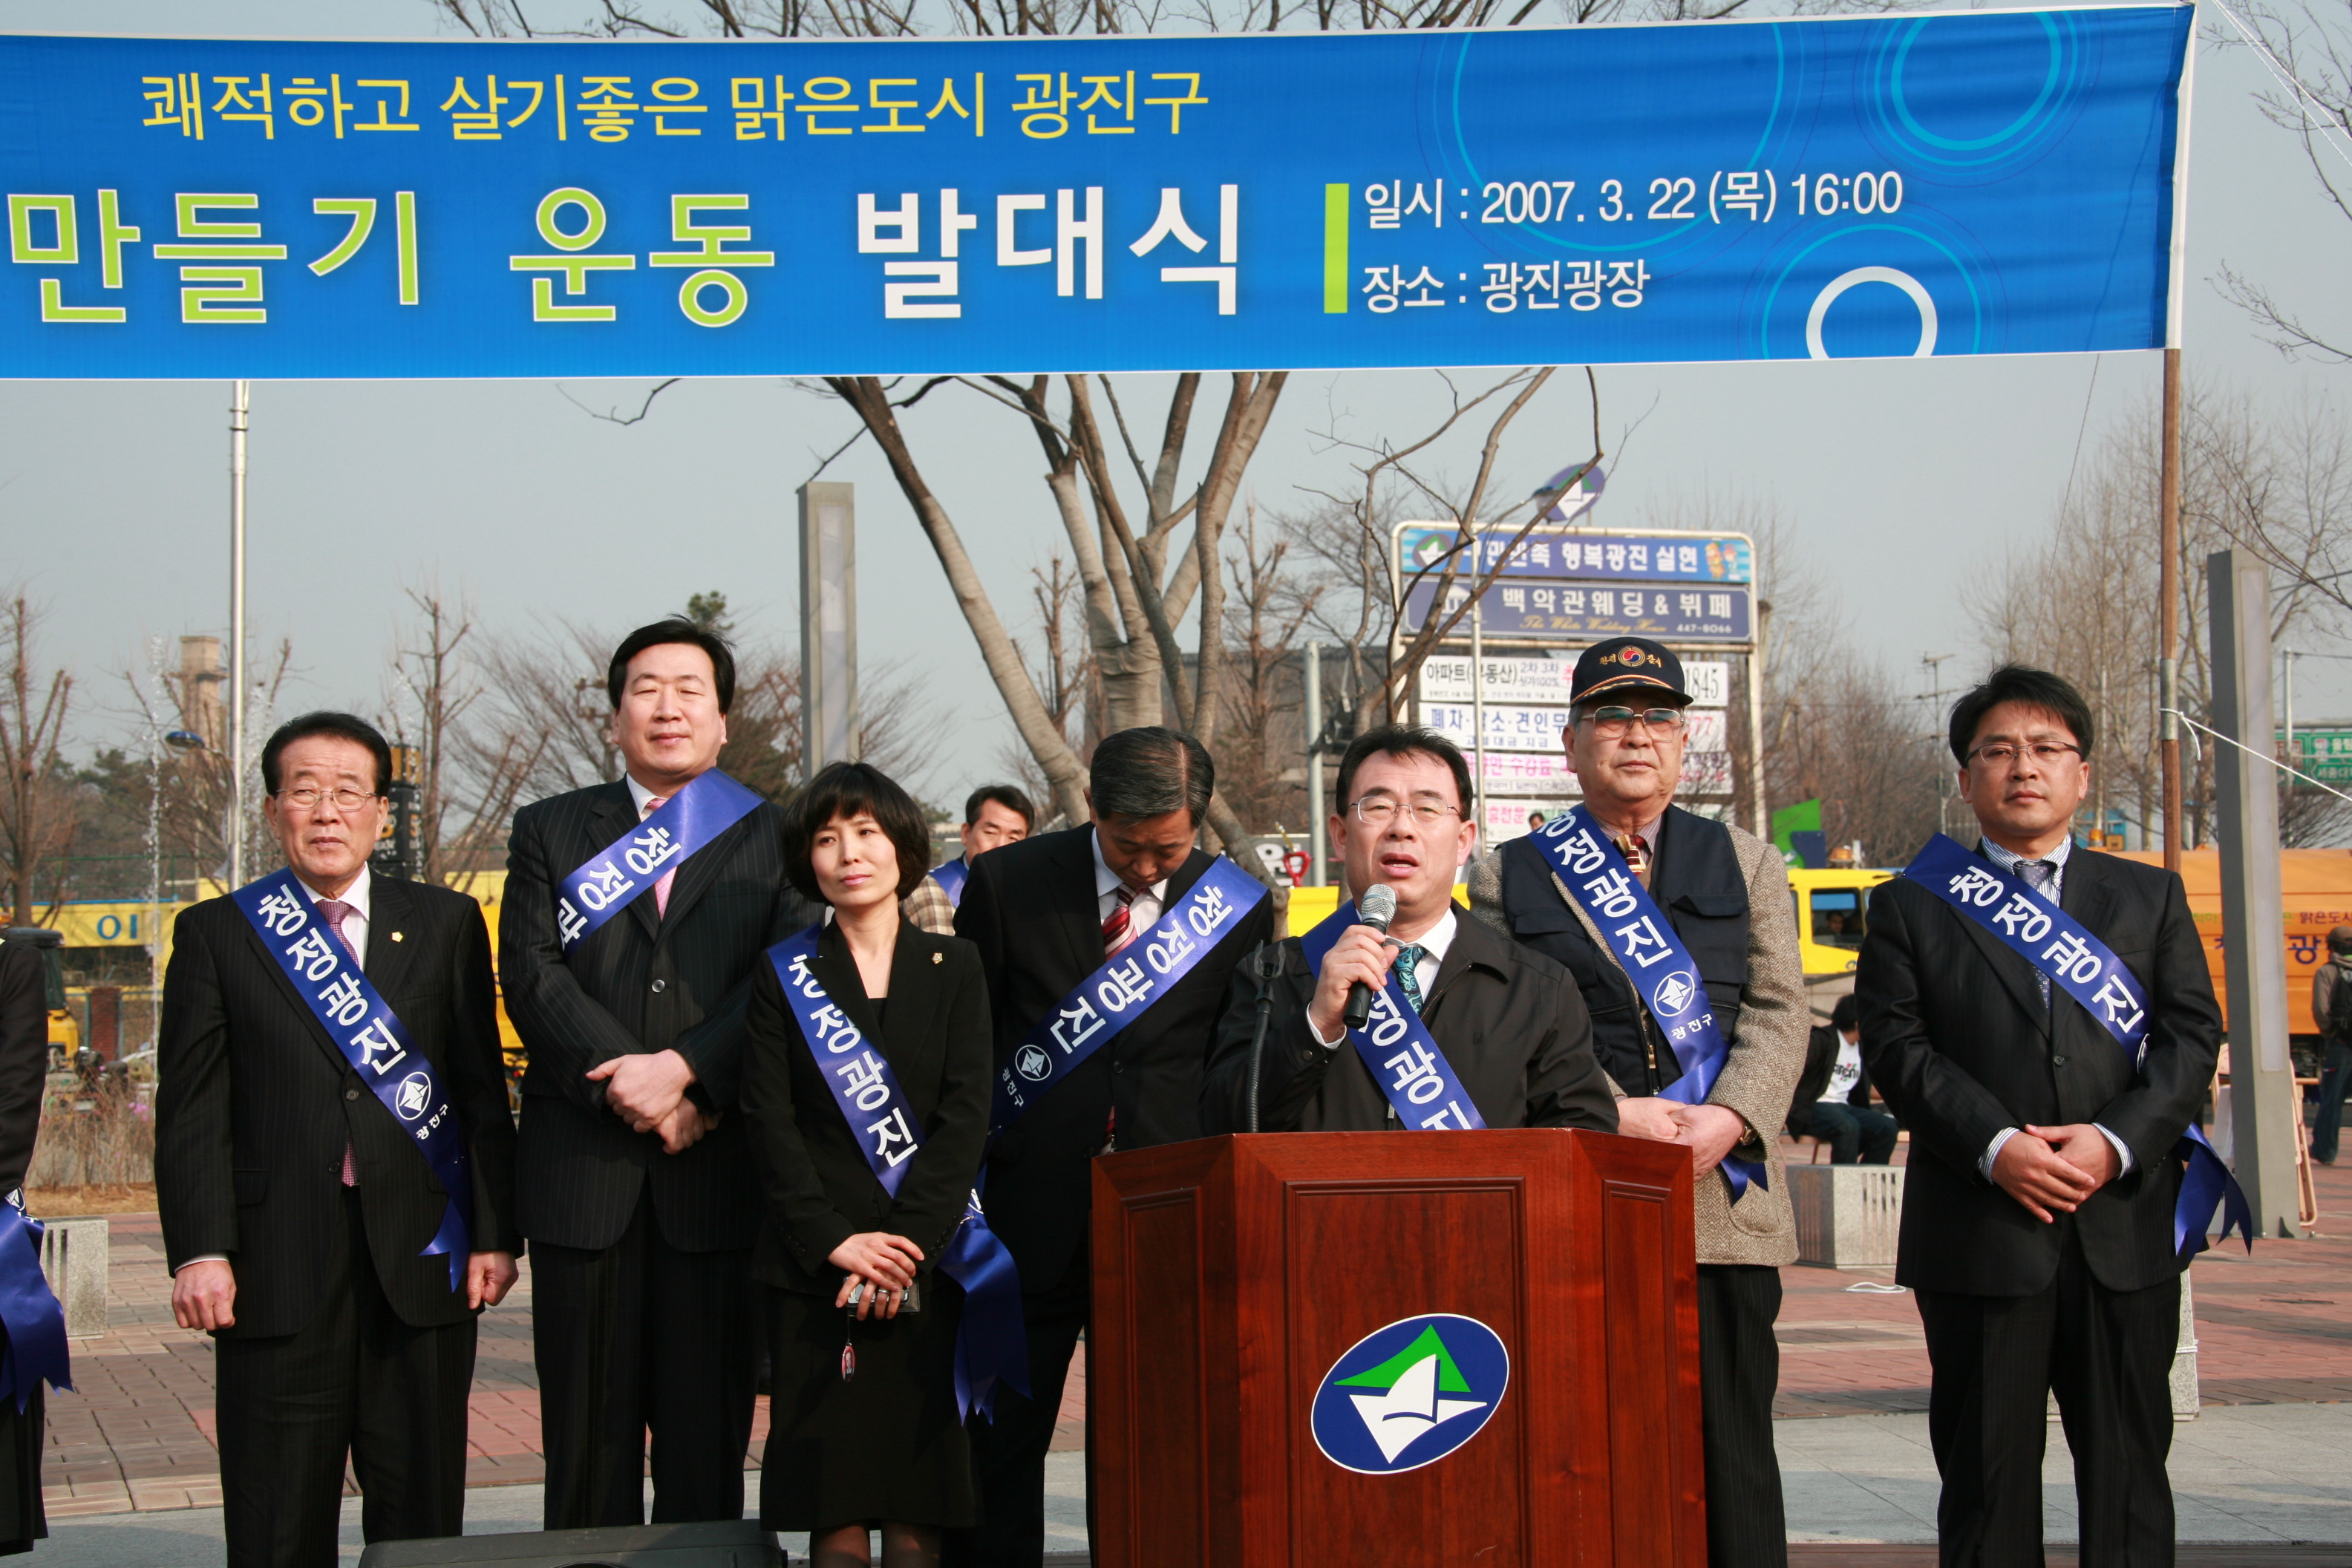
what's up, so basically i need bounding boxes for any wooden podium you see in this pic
[1089,1130,1702,1568]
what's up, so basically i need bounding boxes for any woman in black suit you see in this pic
[0,935,51,1555]
[742,762,993,1568]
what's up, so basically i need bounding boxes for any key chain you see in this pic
[841,1281,862,1382]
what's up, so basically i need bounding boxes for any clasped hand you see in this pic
[587,1049,715,1153]
[1615,1096,1751,1175]
[830,1232,924,1321]
[1992,1123,2119,1223]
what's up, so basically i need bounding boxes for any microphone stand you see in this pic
[1244,941,1287,1134]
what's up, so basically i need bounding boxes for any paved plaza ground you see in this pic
[27,1150,2352,1560]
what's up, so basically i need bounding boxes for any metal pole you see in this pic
[1468,529,1488,843]
[1746,607,1769,838]
[2160,347,2183,872]
[229,380,248,890]
[1305,640,1327,888]
[2284,648,2297,765]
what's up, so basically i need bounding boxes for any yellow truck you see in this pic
[1,928,77,1056]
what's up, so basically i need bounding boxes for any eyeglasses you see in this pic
[1966,742,2082,768]
[1579,705,1687,738]
[1350,796,1463,827]
[275,787,382,812]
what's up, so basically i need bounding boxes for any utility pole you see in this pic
[1918,653,1958,837]
[229,380,249,890]
[1305,640,1327,888]
[2160,350,2183,874]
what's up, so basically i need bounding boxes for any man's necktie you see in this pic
[317,900,362,1188]
[1102,884,1139,956]
[1394,944,1428,1016]
[1613,833,1652,888]
[642,795,678,917]
[2018,860,2055,1006]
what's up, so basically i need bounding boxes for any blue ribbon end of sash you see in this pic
[420,1198,470,1294]
[945,1207,1030,1425]
[2174,1129,2255,1262]
[0,1212,71,1410]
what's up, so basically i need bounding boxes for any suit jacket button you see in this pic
[344,1088,359,1101]
[651,978,667,993]
[2051,1054,2068,1068]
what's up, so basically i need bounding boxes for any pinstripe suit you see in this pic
[156,878,518,1567]
[500,777,800,1529]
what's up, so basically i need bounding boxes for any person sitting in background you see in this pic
[2308,923,2352,1166]
[904,786,1035,938]
[1786,995,1898,1164]
[742,762,995,1568]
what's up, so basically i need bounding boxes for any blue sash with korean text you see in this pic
[1535,807,1763,1200]
[555,770,764,958]
[989,857,1267,1138]
[1905,834,2254,1258]
[930,857,970,907]
[0,1195,68,1411]
[233,869,474,1290]
[1297,906,1487,1131]
[764,927,1028,1420]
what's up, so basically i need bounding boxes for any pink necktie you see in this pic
[644,796,677,917]
[317,901,361,1188]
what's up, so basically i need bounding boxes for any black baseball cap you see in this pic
[1569,637,1690,707]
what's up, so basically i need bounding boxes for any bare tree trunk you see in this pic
[0,594,74,927]
[828,376,1091,824]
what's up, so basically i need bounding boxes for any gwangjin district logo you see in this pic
[1014,1044,1053,1082]
[1651,969,1699,1018]
[1310,1313,1509,1475]
[395,1072,434,1120]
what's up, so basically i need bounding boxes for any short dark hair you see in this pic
[1333,725,1477,814]
[607,618,737,715]
[1829,993,1859,1033]
[261,712,392,797]
[783,762,932,903]
[964,784,1036,830]
[1088,727,1214,823]
[1947,664,2094,765]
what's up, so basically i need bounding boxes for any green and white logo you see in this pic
[1310,1313,1510,1474]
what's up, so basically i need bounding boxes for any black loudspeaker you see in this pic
[357,1521,783,1568]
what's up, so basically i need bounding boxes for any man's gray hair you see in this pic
[1089,726,1215,823]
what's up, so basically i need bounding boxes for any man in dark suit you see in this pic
[1857,664,2221,1567]
[500,618,797,1529]
[0,932,55,1555]
[1788,994,1898,1164]
[952,726,1275,1568]
[1203,725,1616,1136]
[157,713,519,1568]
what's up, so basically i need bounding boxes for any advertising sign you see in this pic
[1400,528,1753,584]
[1406,579,1753,643]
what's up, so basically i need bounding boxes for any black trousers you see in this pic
[0,1384,44,1555]
[215,1188,476,1568]
[1915,1231,2180,1568]
[946,1245,1091,1568]
[1698,1263,1787,1568]
[529,1186,757,1530]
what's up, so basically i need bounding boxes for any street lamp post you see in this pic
[229,381,249,889]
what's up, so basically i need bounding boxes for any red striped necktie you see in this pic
[1102,883,1140,956]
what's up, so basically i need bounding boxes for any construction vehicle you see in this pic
[0,927,76,1056]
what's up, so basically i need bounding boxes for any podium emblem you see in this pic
[1310,1313,1509,1474]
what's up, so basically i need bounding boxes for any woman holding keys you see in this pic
[742,762,997,1568]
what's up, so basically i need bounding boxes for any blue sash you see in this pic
[1534,807,1764,1200]
[234,869,474,1290]
[931,857,970,907]
[1904,834,2254,1258]
[765,927,1028,1420]
[1296,905,1486,1130]
[555,770,764,958]
[989,857,1268,1138]
[0,1196,68,1411]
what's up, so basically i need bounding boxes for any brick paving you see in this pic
[38,1148,2352,1514]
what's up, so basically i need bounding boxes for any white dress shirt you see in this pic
[1091,830,1169,941]
[1310,906,1457,1049]
[626,774,664,819]
[1973,834,2134,1179]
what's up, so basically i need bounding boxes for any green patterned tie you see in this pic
[1394,944,1428,1015]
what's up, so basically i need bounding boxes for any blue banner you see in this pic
[1399,527,1755,585]
[765,927,1028,1419]
[1535,808,1763,1198]
[234,869,474,1289]
[0,1199,68,1412]
[1904,834,2253,1258]
[1297,903,1486,1131]
[554,769,762,958]
[0,10,2189,376]
[988,855,1264,1138]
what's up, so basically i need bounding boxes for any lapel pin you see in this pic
[932,951,943,964]
[390,931,405,943]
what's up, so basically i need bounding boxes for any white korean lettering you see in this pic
[557,897,587,947]
[255,887,308,936]
[623,825,679,875]
[2091,970,2146,1035]
[1615,916,1674,969]
[808,1002,863,1055]
[1188,883,1236,937]
[2039,930,2105,986]
[833,1049,893,1114]
[1382,1040,1446,1105]
[866,1105,918,1167]
[1990,892,2053,945]
[1051,994,1106,1054]
[574,860,637,912]
[284,927,338,983]
[1095,956,1151,1013]
[350,1016,406,1074]
[1143,918,1197,976]
[1947,866,2005,908]
[1582,866,1639,920]
[316,970,368,1028]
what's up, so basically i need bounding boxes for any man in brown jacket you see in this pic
[1471,636,1808,1568]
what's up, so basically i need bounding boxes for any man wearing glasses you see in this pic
[1855,666,2219,1564]
[157,713,519,1567]
[1469,637,1807,1568]
[1201,725,1616,1135]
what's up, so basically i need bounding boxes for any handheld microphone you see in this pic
[1342,883,1399,1031]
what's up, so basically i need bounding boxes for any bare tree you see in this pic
[384,585,549,883]
[0,592,74,925]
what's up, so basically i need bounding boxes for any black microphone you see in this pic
[1342,883,1399,1031]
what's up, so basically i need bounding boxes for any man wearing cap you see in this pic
[2310,924,2352,1164]
[1470,636,1808,1568]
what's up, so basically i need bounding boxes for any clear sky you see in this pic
[11,0,2352,806]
